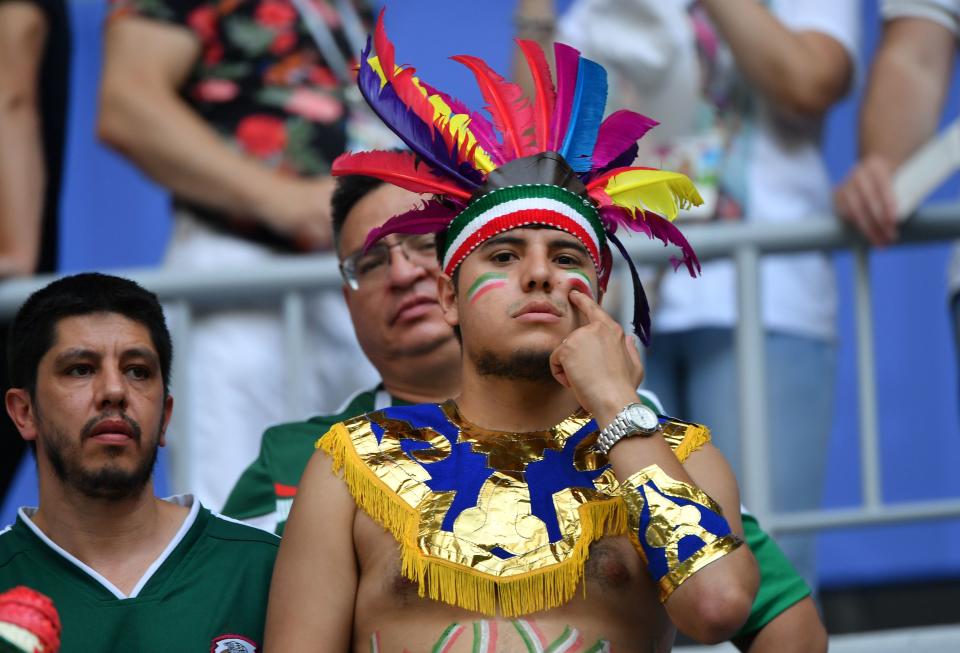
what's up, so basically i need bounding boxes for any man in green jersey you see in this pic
[0,273,277,653]
[225,174,825,651]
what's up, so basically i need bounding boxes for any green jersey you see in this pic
[223,386,398,535]
[0,496,277,653]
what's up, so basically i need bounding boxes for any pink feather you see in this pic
[451,54,536,159]
[591,110,658,171]
[332,151,472,200]
[549,43,581,151]
[517,39,555,152]
[362,199,459,253]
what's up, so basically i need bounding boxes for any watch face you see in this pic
[629,404,660,431]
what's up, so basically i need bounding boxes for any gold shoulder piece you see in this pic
[659,418,711,463]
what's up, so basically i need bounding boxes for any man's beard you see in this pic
[39,410,158,500]
[472,348,556,384]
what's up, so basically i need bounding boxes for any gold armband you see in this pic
[621,465,742,602]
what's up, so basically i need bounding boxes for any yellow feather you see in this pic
[604,170,704,221]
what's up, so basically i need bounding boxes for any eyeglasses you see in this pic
[340,234,439,290]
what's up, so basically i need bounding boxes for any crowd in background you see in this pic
[1,0,959,645]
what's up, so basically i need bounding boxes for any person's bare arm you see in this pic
[0,1,47,276]
[551,291,758,644]
[263,448,357,651]
[835,17,956,245]
[98,16,334,249]
[734,596,827,653]
[699,0,853,116]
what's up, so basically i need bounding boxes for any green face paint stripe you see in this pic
[431,623,462,653]
[472,622,483,653]
[582,640,610,653]
[511,621,541,653]
[466,272,508,302]
[567,269,591,284]
[544,626,577,653]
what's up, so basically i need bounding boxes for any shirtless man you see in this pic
[263,16,758,650]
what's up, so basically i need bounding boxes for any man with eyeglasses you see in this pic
[221,175,463,534]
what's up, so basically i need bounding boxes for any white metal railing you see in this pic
[0,204,958,533]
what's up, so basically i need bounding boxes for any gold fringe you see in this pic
[318,422,628,617]
[673,423,711,463]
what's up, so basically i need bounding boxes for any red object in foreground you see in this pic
[0,586,61,653]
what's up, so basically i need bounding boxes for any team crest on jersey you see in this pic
[210,634,257,652]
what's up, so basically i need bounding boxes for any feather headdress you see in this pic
[332,9,703,345]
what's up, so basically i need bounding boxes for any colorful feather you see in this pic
[591,143,638,179]
[332,150,472,200]
[558,57,607,172]
[598,202,700,277]
[548,43,582,151]
[588,168,703,220]
[607,231,652,345]
[591,110,658,172]
[362,199,459,253]
[372,10,436,133]
[451,54,536,159]
[358,38,482,189]
[421,82,506,166]
[517,39,556,152]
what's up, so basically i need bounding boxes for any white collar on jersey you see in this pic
[17,494,200,600]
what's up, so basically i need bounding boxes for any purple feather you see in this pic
[599,205,652,238]
[593,144,638,178]
[548,43,581,152]
[645,212,702,277]
[359,38,483,189]
[591,111,658,171]
[421,82,506,166]
[599,205,701,277]
[363,200,459,253]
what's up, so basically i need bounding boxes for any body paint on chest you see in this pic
[563,270,594,299]
[467,272,508,304]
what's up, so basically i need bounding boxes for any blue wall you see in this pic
[3,0,959,589]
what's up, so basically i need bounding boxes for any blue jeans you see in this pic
[644,328,835,588]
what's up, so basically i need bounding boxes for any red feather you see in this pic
[374,10,436,133]
[332,151,472,200]
[516,39,555,152]
[450,54,536,159]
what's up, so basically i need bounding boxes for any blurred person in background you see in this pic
[515,0,858,598]
[835,0,960,365]
[97,0,380,509]
[0,0,69,505]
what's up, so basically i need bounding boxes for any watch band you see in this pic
[595,402,659,455]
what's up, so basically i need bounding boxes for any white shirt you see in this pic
[560,0,860,339]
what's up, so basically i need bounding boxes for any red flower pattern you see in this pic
[187,5,217,43]
[236,115,288,158]
[255,0,296,28]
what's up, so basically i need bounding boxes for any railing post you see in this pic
[853,244,883,509]
[736,245,773,527]
[167,301,192,496]
[282,291,307,421]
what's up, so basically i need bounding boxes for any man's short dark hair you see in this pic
[331,175,386,255]
[8,273,173,397]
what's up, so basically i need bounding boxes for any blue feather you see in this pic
[358,37,483,189]
[558,57,607,173]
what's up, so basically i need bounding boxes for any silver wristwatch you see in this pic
[595,402,660,455]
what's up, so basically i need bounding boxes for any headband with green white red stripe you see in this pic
[442,185,605,277]
[330,8,704,345]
